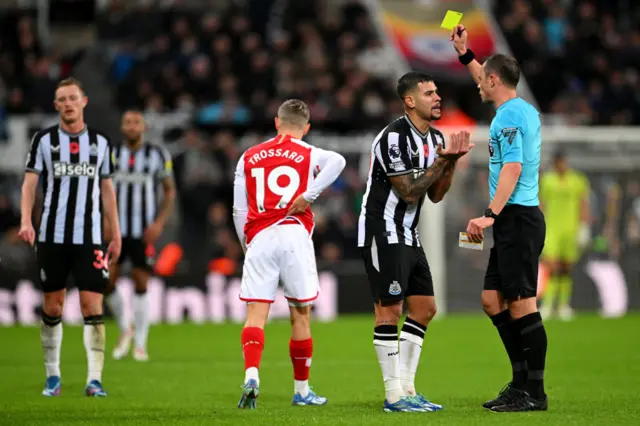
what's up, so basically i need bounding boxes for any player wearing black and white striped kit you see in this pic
[105,110,175,362]
[357,72,472,411]
[19,78,122,398]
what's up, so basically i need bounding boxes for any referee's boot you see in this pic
[483,382,522,409]
[490,388,548,412]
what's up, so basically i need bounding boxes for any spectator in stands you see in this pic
[494,0,640,124]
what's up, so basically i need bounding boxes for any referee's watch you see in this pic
[484,208,498,220]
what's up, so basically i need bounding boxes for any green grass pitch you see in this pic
[0,314,639,425]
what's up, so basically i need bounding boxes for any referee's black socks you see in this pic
[514,312,547,399]
[490,310,527,390]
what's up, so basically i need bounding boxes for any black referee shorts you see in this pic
[117,237,155,272]
[361,236,434,306]
[36,243,109,294]
[483,205,546,301]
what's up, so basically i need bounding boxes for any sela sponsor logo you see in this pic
[53,162,97,178]
[113,171,149,184]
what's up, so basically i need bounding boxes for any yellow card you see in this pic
[441,10,463,30]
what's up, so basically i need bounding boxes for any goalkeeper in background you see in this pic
[539,150,590,320]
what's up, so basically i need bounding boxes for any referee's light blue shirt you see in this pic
[488,97,541,206]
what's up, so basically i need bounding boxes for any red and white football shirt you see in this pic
[233,134,345,246]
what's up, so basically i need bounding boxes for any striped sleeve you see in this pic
[376,131,413,177]
[100,134,115,178]
[154,145,173,180]
[25,130,44,174]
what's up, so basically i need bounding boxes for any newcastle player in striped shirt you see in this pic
[19,78,122,397]
[106,110,175,362]
[358,72,472,412]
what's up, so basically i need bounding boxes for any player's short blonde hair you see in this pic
[277,99,310,129]
[55,77,86,96]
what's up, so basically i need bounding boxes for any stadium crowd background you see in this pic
[0,0,638,313]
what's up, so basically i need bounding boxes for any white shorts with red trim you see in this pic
[240,223,319,306]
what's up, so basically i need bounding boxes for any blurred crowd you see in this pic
[99,0,400,130]
[0,10,84,116]
[494,0,640,125]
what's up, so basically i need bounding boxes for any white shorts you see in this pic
[240,224,319,306]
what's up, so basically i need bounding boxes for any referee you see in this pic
[452,26,548,412]
[19,78,122,397]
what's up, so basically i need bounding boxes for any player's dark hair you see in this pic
[55,77,85,96]
[397,72,435,99]
[553,150,566,163]
[484,54,520,88]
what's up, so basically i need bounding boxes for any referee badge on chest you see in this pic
[389,280,401,296]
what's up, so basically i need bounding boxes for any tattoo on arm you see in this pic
[390,157,449,203]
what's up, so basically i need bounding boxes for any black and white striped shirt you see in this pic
[358,116,446,247]
[25,125,114,245]
[112,142,173,239]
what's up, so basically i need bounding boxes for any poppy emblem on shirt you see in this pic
[69,142,80,154]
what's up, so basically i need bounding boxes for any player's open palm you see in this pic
[437,131,473,161]
[457,130,473,156]
[18,223,35,246]
[451,24,468,54]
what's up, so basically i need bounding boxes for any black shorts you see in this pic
[483,205,546,300]
[36,243,109,294]
[361,237,434,305]
[117,238,154,272]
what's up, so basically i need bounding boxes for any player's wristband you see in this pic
[458,49,475,65]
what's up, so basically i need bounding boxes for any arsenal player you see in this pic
[232,99,346,409]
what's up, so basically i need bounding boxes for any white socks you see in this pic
[132,292,149,349]
[106,290,128,334]
[399,318,427,395]
[245,366,260,386]
[294,380,310,397]
[41,315,63,378]
[83,316,105,384]
[107,289,150,350]
[373,325,402,403]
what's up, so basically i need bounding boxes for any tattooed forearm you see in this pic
[390,157,449,203]
[428,161,456,203]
